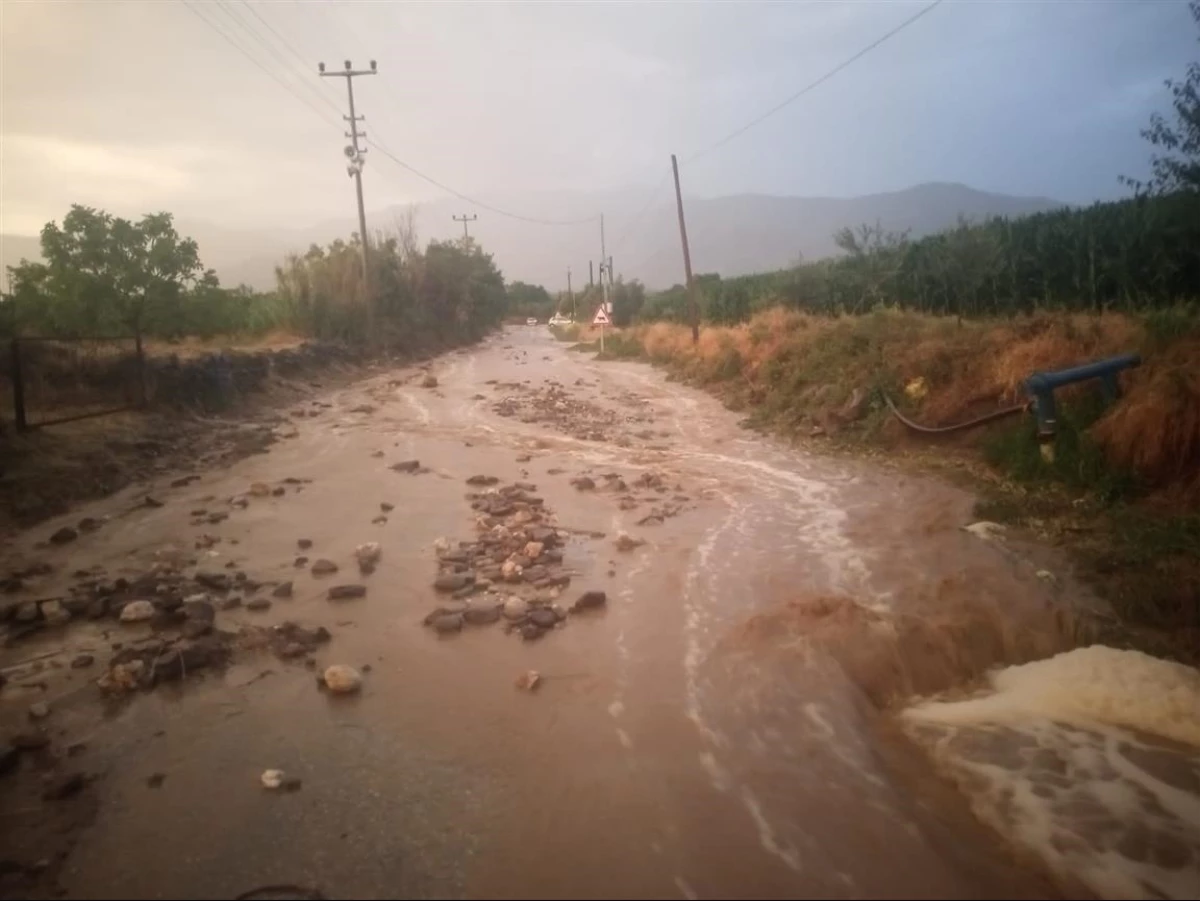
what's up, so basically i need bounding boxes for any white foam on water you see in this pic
[673,874,699,900]
[906,646,1200,747]
[903,646,1200,899]
[742,787,804,872]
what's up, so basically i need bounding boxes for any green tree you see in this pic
[506,281,554,319]
[1130,0,1200,195]
[610,279,646,327]
[7,205,211,336]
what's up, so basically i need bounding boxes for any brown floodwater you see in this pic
[1,327,1195,900]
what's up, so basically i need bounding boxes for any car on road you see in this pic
[526,317,538,326]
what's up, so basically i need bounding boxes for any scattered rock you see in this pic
[143,496,165,508]
[28,702,49,721]
[463,605,501,625]
[434,573,473,592]
[311,559,339,576]
[322,664,363,694]
[520,623,544,641]
[502,596,529,621]
[295,556,309,567]
[147,772,166,788]
[261,769,285,789]
[432,612,464,634]
[43,772,86,800]
[181,620,212,639]
[327,584,366,601]
[249,482,271,497]
[615,532,645,552]
[391,460,421,473]
[515,670,541,691]
[49,526,79,545]
[246,597,272,612]
[14,601,39,623]
[572,590,607,612]
[571,476,596,491]
[297,539,313,550]
[380,502,395,512]
[272,581,294,599]
[962,521,1006,541]
[516,454,532,463]
[70,653,95,669]
[119,600,156,623]
[523,541,544,559]
[467,475,500,486]
[40,598,70,626]
[529,607,559,628]
[421,373,438,389]
[355,542,382,573]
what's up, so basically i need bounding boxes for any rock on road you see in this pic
[1,327,1079,900]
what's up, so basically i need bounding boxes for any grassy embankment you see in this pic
[556,307,1200,658]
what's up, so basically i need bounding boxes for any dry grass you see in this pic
[1092,336,1200,495]
[627,307,1197,496]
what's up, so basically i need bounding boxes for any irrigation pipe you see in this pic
[881,391,1029,434]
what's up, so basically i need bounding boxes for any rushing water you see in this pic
[2,327,1196,900]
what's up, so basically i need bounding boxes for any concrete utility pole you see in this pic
[567,266,575,320]
[320,59,377,320]
[671,153,699,345]
[589,260,594,289]
[452,213,478,241]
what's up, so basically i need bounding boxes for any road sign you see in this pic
[592,306,610,326]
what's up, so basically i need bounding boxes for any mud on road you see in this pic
[2,327,1197,900]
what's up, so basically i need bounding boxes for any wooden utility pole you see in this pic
[453,213,478,241]
[589,260,594,288]
[599,214,610,315]
[320,59,377,328]
[671,153,699,344]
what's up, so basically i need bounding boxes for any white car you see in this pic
[548,314,572,326]
[526,317,538,326]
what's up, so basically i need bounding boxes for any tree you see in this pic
[7,205,211,336]
[610,279,646,327]
[506,281,554,319]
[1129,0,1200,195]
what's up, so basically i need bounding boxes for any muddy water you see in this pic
[1,327,1192,899]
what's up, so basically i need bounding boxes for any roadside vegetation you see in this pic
[2,207,511,353]
[589,11,1200,653]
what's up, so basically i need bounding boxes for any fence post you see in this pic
[10,337,27,432]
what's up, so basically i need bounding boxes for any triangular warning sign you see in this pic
[592,306,610,326]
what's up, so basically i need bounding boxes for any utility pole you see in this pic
[320,59,377,327]
[452,213,478,242]
[567,267,575,320]
[599,214,610,315]
[671,154,699,345]
[589,260,594,289]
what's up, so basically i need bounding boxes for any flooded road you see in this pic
[3,326,1197,900]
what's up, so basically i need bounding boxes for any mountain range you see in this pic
[1,182,1064,294]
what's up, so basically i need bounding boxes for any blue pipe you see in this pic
[1024,353,1141,439]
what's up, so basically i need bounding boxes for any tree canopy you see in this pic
[7,205,215,337]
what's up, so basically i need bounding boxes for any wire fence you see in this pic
[1,336,146,432]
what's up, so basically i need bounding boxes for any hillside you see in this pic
[2,182,1063,294]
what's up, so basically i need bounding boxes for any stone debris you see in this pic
[354,542,382,574]
[515,670,542,691]
[322,664,362,694]
[327,584,366,601]
[310,559,338,576]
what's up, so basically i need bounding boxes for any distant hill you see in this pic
[2,182,1064,293]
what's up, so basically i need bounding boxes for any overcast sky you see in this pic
[2,0,1196,237]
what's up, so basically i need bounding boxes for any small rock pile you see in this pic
[422,477,607,641]
[490,379,654,444]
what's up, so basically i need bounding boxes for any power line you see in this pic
[365,136,599,226]
[243,0,600,228]
[214,0,344,119]
[686,0,945,165]
[181,0,341,129]
[610,167,675,257]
